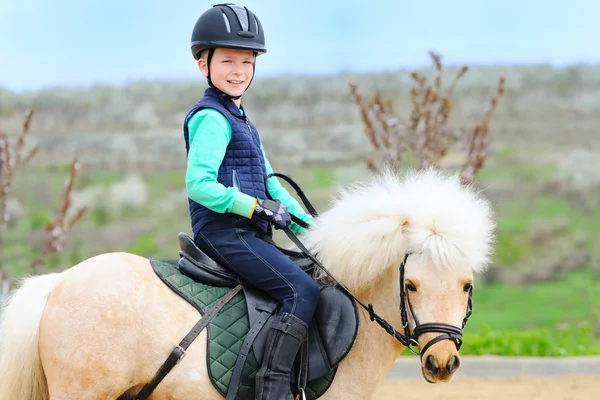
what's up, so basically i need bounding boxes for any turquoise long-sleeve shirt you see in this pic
[185,108,314,234]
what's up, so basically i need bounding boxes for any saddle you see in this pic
[170,232,359,399]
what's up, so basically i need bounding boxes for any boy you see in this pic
[184,4,319,400]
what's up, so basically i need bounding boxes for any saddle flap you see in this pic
[313,285,359,368]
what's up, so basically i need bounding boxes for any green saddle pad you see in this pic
[149,258,335,400]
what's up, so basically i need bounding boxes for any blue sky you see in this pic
[1,0,598,92]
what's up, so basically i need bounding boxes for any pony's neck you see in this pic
[322,267,405,399]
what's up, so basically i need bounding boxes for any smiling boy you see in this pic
[182,4,318,400]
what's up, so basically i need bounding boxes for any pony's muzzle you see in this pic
[422,347,461,382]
[426,354,460,374]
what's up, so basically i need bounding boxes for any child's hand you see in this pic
[252,199,291,229]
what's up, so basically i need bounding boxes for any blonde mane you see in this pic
[302,168,496,292]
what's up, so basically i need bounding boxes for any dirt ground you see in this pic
[375,375,600,399]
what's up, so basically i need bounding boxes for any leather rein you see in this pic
[266,173,473,357]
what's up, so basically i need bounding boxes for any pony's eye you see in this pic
[463,283,473,293]
[405,282,417,292]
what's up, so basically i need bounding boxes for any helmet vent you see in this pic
[221,12,231,32]
[230,5,249,31]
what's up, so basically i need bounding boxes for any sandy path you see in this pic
[376,374,600,399]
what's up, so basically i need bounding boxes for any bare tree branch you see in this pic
[350,51,506,184]
[1,110,87,275]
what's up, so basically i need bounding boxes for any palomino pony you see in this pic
[0,168,495,400]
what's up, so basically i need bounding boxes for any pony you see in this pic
[0,167,495,400]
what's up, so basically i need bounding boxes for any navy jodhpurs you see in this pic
[194,217,320,325]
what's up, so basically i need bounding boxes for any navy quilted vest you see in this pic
[183,88,268,237]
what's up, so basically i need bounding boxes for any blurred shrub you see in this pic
[461,323,600,356]
[5,198,25,229]
[127,233,159,257]
[39,239,85,270]
[69,173,150,225]
[107,173,149,212]
[554,149,600,212]
[156,188,188,215]
[494,230,534,267]
[556,149,600,189]
[28,209,53,230]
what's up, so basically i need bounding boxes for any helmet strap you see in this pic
[206,48,216,89]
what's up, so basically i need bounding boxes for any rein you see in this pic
[265,173,473,356]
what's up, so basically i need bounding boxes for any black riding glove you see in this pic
[251,198,291,229]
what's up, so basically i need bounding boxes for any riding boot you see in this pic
[254,312,308,400]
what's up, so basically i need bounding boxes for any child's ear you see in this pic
[198,58,209,77]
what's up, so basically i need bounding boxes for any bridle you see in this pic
[285,237,474,357]
[396,253,473,356]
[265,173,474,357]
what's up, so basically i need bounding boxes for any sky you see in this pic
[1,0,598,92]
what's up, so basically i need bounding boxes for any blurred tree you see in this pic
[349,51,505,185]
[0,109,87,286]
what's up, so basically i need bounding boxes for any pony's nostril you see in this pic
[425,354,439,375]
[447,355,460,374]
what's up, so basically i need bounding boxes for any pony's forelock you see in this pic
[301,167,496,291]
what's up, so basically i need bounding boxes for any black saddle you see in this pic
[176,232,359,385]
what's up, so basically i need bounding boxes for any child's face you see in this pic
[198,48,255,101]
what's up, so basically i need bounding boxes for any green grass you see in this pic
[492,192,598,267]
[142,169,185,198]
[469,270,600,331]
[456,268,600,356]
[309,167,338,191]
[397,269,600,357]
[497,195,599,233]
[127,233,161,258]
[461,323,600,356]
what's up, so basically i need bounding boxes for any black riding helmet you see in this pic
[191,3,266,99]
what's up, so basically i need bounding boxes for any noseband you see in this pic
[397,253,473,356]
